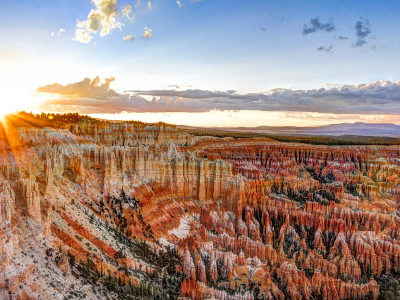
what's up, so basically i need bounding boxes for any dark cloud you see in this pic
[38,79,400,115]
[335,36,348,40]
[303,17,334,35]
[353,20,371,47]
[256,22,266,32]
[36,76,121,99]
[317,44,333,52]
[355,20,371,38]
[353,39,367,47]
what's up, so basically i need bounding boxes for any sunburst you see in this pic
[0,113,53,185]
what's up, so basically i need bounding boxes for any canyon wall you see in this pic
[0,121,399,299]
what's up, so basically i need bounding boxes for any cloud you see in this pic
[122,4,134,20]
[167,84,193,89]
[73,0,122,43]
[38,79,400,115]
[135,0,141,6]
[176,0,184,8]
[355,20,371,38]
[303,17,334,35]
[142,27,152,39]
[175,0,203,7]
[353,39,366,47]
[72,29,94,43]
[335,36,348,40]
[52,28,66,37]
[36,76,120,99]
[147,1,152,9]
[353,19,371,47]
[123,35,134,42]
[317,44,333,52]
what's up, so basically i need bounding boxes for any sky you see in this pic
[1,0,400,127]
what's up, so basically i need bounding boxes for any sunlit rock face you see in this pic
[0,119,399,300]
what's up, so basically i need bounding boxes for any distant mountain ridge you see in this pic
[180,122,400,137]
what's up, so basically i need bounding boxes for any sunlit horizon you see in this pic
[2,0,400,128]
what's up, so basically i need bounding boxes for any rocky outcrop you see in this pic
[71,122,194,146]
[0,180,15,224]
[14,179,41,221]
[1,119,400,300]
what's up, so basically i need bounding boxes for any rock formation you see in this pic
[0,116,399,299]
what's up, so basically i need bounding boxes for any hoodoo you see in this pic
[0,115,399,299]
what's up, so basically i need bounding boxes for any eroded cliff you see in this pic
[1,116,400,300]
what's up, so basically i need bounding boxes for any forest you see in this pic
[184,128,400,146]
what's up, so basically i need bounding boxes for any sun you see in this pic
[0,88,39,120]
[0,103,16,124]
[0,103,17,121]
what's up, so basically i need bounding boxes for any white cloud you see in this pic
[58,28,66,36]
[142,27,152,39]
[147,1,152,10]
[176,0,184,8]
[72,28,94,43]
[122,4,134,20]
[123,35,134,42]
[51,31,54,36]
[74,0,122,43]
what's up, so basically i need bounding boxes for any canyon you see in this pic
[1,114,400,300]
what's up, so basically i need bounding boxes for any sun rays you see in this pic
[0,113,54,182]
